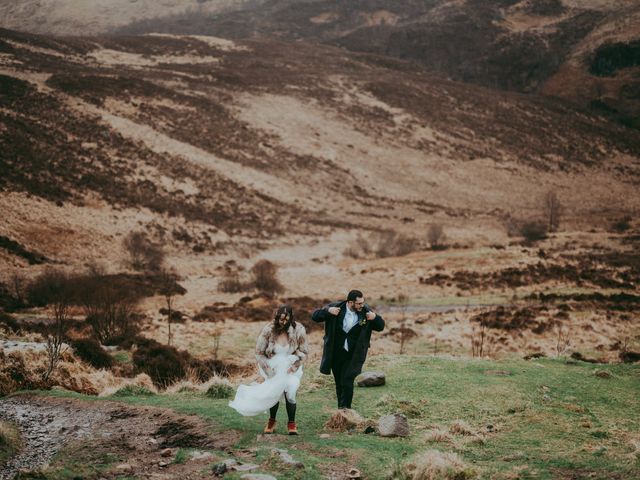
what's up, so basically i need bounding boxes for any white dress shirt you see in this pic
[343,307,358,351]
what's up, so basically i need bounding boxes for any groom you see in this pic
[312,290,385,409]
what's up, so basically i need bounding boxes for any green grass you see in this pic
[17,356,640,479]
[0,420,21,466]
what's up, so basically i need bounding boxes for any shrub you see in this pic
[520,221,548,243]
[374,230,416,258]
[0,311,20,332]
[218,269,245,293]
[0,421,21,463]
[132,338,187,388]
[398,449,476,480]
[543,190,562,232]
[344,231,417,259]
[611,216,632,233]
[111,385,156,397]
[123,231,165,272]
[427,224,446,250]
[205,382,234,399]
[26,268,78,307]
[71,338,114,370]
[78,274,141,344]
[250,260,284,296]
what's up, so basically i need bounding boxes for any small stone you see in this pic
[319,433,331,439]
[158,461,168,468]
[272,448,304,468]
[378,414,410,437]
[190,450,215,461]
[594,370,612,379]
[234,463,260,472]
[543,394,551,402]
[357,371,386,387]
[115,463,133,472]
[160,448,173,457]
[212,459,237,476]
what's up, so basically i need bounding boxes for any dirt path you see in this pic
[0,394,238,479]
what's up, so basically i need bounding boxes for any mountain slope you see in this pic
[1,28,639,273]
[111,0,640,128]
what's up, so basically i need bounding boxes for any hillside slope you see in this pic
[113,0,640,128]
[1,28,639,276]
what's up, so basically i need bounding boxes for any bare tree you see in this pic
[158,269,186,346]
[123,231,165,272]
[396,294,412,355]
[555,322,570,358]
[10,271,26,307]
[41,271,73,382]
[212,327,222,360]
[471,320,487,358]
[251,260,284,296]
[543,190,562,233]
[79,273,139,344]
[427,224,446,250]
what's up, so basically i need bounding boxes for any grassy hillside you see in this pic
[18,355,640,479]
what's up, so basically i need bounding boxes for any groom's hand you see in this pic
[328,307,340,315]
[366,311,376,321]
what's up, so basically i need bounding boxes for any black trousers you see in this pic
[331,347,356,409]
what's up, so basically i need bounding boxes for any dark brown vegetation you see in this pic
[131,337,230,388]
[0,235,48,265]
[419,259,637,291]
[194,293,326,332]
[117,0,640,130]
[250,260,284,296]
[471,305,557,335]
[71,338,115,370]
[123,231,165,273]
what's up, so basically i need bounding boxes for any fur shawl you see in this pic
[255,322,308,377]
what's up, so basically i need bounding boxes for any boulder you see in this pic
[378,414,410,437]
[357,371,386,387]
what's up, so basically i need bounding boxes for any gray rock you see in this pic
[272,448,304,468]
[240,475,278,480]
[212,458,238,475]
[234,463,260,472]
[378,414,410,437]
[357,371,386,387]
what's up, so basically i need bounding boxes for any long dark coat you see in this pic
[311,300,385,377]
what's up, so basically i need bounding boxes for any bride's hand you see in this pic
[288,366,296,373]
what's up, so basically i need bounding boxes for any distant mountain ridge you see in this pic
[114,0,640,129]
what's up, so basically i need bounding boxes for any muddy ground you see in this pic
[0,394,240,480]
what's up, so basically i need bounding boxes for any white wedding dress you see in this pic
[229,343,303,416]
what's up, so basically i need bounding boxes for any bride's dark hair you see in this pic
[273,304,295,331]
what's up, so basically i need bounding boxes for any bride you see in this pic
[229,305,309,435]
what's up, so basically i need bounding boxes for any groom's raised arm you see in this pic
[312,302,336,323]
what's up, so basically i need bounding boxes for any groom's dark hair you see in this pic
[347,290,363,302]
[273,304,295,331]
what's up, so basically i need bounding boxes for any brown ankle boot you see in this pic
[287,421,298,435]
[264,418,276,434]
